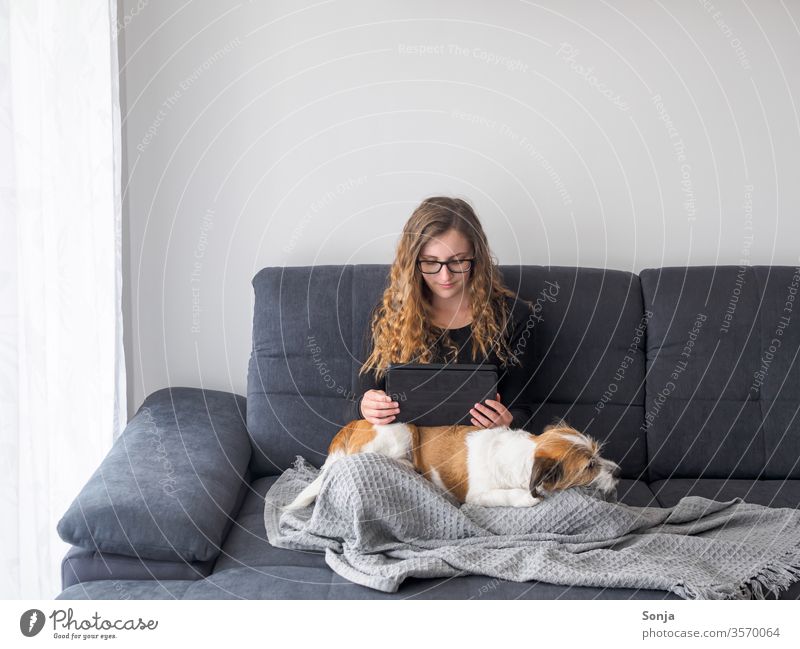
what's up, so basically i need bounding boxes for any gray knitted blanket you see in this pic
[263,452,800,598]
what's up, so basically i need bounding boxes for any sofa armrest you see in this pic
[57,387,251,563]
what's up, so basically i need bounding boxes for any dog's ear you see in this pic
[529,456,563,497]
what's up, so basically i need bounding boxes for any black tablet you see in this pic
[384,362,498,426]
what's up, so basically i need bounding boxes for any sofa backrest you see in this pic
[640,265,800,481]
[247,264,649,479]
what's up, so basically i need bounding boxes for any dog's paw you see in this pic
[509,491,541,507]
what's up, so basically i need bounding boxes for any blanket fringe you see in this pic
[739,545,800,600]
[674,544,800,600]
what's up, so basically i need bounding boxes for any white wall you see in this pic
[117,0,800,417]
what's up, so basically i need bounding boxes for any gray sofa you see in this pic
[56,264,800,599]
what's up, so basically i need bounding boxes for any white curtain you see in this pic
[0,0,126,599]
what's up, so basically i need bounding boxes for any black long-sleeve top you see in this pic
[350,295,536,430]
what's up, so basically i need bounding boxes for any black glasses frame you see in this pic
[416,258,475,274]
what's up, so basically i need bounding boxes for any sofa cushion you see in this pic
[56,569,682,600]
[212,476,327,574]
[501,266,649,480]
[247,265,381,476]
[56,579,194,600]
[640,265,800,481]
[187,565,683,599]
[248,265,648,479]
[649,479,800,509]
[57,387,251,563]
[61,545,214,590]
[615,480,661,507]
[53,566,800,600]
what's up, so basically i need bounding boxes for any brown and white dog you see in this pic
[284,419,620,510]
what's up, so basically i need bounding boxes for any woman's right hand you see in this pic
[359,389,400,425]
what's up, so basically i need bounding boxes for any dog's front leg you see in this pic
[466,488,542,507]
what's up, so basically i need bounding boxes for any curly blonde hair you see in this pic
[361,196,529,380]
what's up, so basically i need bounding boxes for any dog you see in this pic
[283,419,620,510]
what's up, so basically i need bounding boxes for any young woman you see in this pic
[352,196,537,430]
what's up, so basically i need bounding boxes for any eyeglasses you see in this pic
[416,258,474,274]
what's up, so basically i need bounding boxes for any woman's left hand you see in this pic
[470,392,513,428]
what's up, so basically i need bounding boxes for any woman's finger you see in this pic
[368,394,398,406]
[364,407,400,420]
[368,405,399,415]
[470,407,493,427]
[371,414,396,424]
[365,399,399,412]
[473,401,497,417]
[484,400,510,424]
